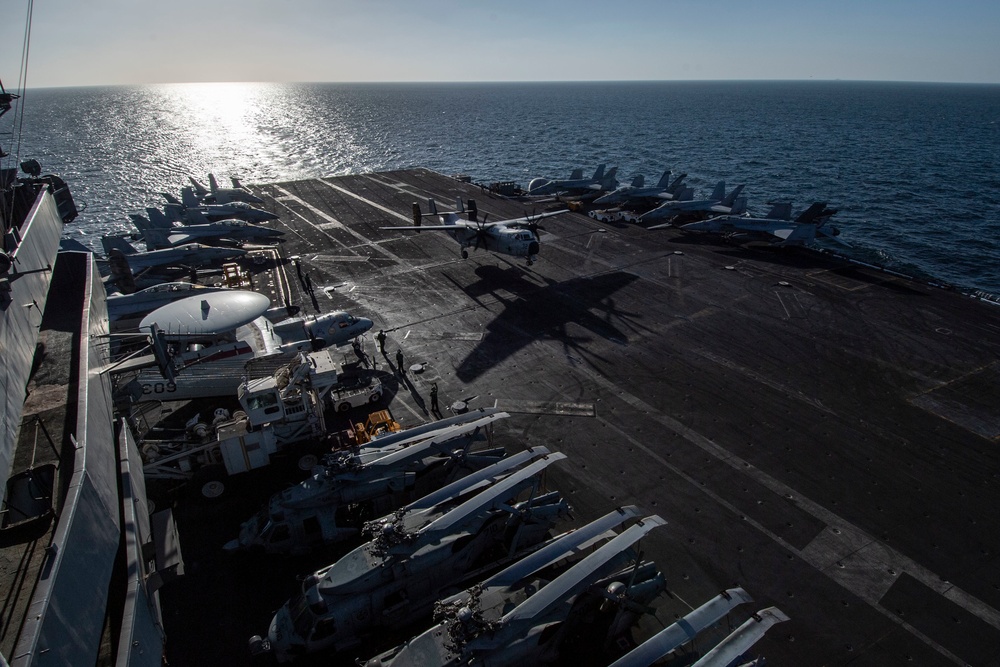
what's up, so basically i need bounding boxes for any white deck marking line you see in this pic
[549,354,999,665]
[318,178,414,224]
[273,186,403,263]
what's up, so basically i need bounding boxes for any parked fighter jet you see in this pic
[224,409,511,555]
[592,170,690,207]
[382,199,566,265]
[130,208,283,249]
[187,173,265,205]
[251,447,571,662]
[362,506,666,667]
[527,164,619,197]
[640,182,747,225]
[679,201,847,247]
[102,235,246,275]
[161,188,278,224]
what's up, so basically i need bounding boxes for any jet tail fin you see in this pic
[709,181,726,202]
[591,164,606,180]
[101,234,139,256]
[667,173,687,194]
[569,168,584,180]
[163,203,185,223]
[231,177,244,189]
[208,173,220,193]
[729,196,748,216]
[629,174,645,188]
[160,192,181,205]
[795,202,829,223]
[722,184,746,207]
[181,186,200,209]
[145,207,174,229]
[655,170,672,189]
[188,176,209,198]
[764,202,793,220]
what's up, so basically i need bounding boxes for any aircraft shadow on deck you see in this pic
[452,270,643,383]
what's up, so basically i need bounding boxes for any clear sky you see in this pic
[3,0,999,88]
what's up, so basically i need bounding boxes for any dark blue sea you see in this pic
[4,81,999,294]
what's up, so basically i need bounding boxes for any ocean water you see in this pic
[3,81,999,295]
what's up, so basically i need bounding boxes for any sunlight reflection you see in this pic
[158,82,266,148]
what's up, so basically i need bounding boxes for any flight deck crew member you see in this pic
[376,329,387,354]
[396,349,406,377]
[430,382,439,413]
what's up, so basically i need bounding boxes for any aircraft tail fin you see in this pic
[231,177,244,189]
[466,199,478,222]
[455,197,466,215]
[601,166,618,189]
[795,202,828,223]
[722,184,746,207]
[107,249,138,293]
[709,181,726,202]
[667,173,688,194]
[163,203,186,224]
[412,202,423,227]
[729,196,748,216]
[655,170,672,189]
[160,192,181,205]
[629,175,645,188]
[181,186,201,208]
[133,216,171,250]
[188,176,209,198]
[208,173,220,193]
[145,207,174,229]
[591,164,606,180]
[569,168,584,180]
[677,187,695,202]
[185,207,210,225]
[101,234,139,256]
[764,202,793,220]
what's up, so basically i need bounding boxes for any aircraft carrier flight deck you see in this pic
[156,168,1000,667]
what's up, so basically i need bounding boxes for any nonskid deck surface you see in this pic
[158,169,1000,666]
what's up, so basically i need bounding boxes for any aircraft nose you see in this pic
[359,317,374,333]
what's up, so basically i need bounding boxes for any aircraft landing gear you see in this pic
[461,249,469,259]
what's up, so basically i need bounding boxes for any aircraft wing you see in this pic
[407,447,548,512]
[476,506,645,591]
[422,451,567,534]
[381,223,477,231]
[491,209,568,228]
[689,607,790,667]
[494,514,665,628]
[366,412,510,470]
[607,587,754,667]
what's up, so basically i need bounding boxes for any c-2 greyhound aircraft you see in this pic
[383,199,566,265]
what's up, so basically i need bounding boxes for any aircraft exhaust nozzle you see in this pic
[412,203,422,229]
